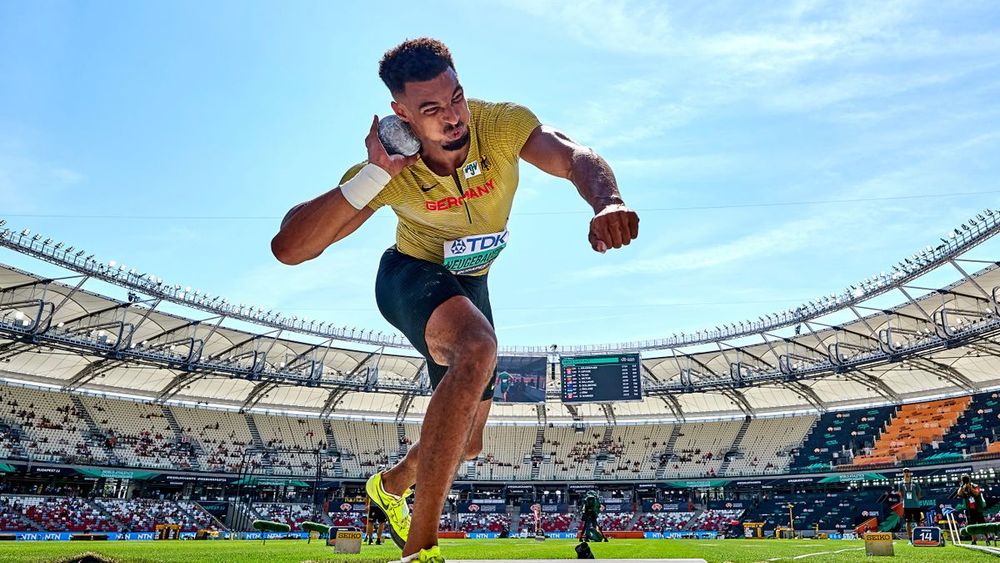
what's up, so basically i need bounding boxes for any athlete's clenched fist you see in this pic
[589,203,639,253]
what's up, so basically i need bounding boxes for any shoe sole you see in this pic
[366,474,407,550]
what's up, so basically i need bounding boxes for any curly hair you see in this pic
[379,38,456,95]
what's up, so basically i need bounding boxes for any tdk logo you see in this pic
[465,232,508,252]
[451,240,467,254]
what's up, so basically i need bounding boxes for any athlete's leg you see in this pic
[400,296,497,557]
[378,521,385,544]
[366,516,374,543]
[382,399,492,495]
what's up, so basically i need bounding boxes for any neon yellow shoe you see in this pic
[366,470,412,549]
[393,545,444,563]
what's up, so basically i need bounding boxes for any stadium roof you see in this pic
[3,213,1000,424]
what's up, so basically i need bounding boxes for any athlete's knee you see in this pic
[451,328,497,379]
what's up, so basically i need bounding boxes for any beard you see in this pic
[441,128,471,151]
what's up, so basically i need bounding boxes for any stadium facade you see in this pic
[2,212,1000,540]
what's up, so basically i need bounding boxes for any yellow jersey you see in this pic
[340,99,540,276]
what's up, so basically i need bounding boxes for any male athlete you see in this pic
[271,38,639,563]
[898,468,921,541]
[497,371,511,401]
[579,490,608,543]
[956,474,990,545]
[366,497,387,545]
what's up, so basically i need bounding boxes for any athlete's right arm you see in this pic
[271,115,417,265]
[271,194,375,265]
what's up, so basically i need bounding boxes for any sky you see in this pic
[2,0,1000,350]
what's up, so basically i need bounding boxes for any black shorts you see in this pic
[368,508,387,523]
[903,507,922,523]
[375,247,496,401]
[968,510,986,525]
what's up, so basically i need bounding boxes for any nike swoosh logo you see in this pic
[419,184,436,193]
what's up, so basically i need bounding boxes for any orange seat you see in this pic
[852,396,971,467]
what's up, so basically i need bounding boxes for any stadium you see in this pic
[4,4,1000,563]
[4,209,1000,563]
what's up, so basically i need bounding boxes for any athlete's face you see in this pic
[392,68,471,152]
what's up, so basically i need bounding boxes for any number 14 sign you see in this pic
[913,526,943,547]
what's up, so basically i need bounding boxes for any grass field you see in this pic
[0,538,991,563]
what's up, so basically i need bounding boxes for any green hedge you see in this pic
[252,520,292,533]
[301,521,331,536]
[960,522,1000,539]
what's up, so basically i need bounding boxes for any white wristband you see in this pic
[340,163,392,209]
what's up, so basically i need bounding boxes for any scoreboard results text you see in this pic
[560,354,642,403]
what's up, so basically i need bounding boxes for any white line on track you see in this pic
[791,551,830,559]
[760,546,863,562]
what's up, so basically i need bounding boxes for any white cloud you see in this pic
[510,0,1000,131]
[573,216,826,278]
[0,139,85,213]
[568,120,1000,282]
[504,0,673,56]
[611,154,738,178]
[221,245,384,313]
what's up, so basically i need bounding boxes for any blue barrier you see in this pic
[235,531,310,540]
[6,529,727,541]
[12,532,75,541]
[3,530,312,541]
[643,531,720,539]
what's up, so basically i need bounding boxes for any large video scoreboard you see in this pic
[560,353,643,403]
[491,355,547,403]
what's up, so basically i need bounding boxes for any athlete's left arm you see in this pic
[520,126,639,252]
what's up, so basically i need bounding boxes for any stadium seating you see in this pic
[597,512,634,531]
[0,387,108,465]
[790,405,896,472]
[329,510,364,528]
[8,383,1000,485]
[740,489,883,533]
[919,392,999,461]
[536,426,601,480]
[0,495,223,533]
[96,498,223,532]
[633,512,694,531]
[853,397,970,466]
[0,423,19,459]
[439,514,457,531]
[253,503,318,529]
[689,509,742,532]
[170,407,253,473]
[329,420,400,478]
[177,501,224,531]
[517,512,575,533]
[253,414,327,452]
[0,496,33,531]
[724,416,816,476]
[82,397,197,470]
[466,424,534,481]
[458,512,510,533]
[595,425,672,480]
[656,421,741,478]
[17,496,119,532]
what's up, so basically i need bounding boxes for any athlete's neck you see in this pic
[420,144,470,177]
